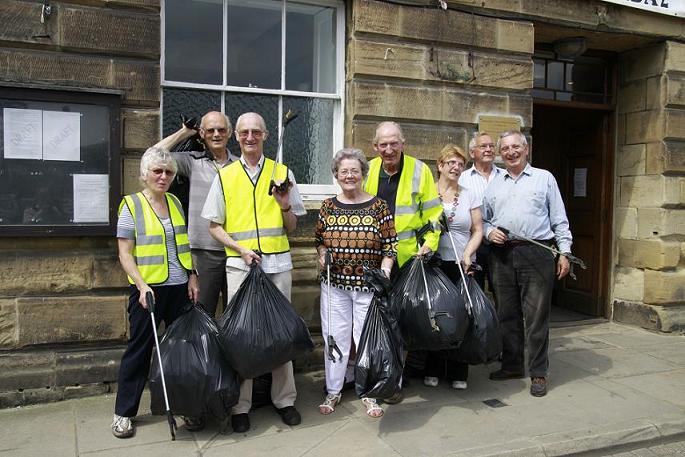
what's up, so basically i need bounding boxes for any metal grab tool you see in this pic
[440,213,474,317]
[146,291,177,441]
[484,219,587,280]
[324,251,343,362]
[268,109,298,196]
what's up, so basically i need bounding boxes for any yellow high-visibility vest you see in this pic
[219,158,290,257]
[119,192,192,285]
[365,154,442,266]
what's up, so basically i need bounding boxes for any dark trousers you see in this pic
[489,244,555,377]
[114,284,190,418]
[192,249,228,318]
[422,262,469,382]
[473,244,493,293]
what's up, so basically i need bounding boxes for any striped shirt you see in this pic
[458,164,502,202]
[117,204,188,286]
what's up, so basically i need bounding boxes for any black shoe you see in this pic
[276,406,302,426]
[530,377,548,397]
[183,416,206,432]
[231,413,250,433]
[489,369,525,381]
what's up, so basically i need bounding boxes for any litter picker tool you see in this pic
[324,251,343,362]
[440,213,474,317]
[415,223,441,332]
[146,291,177,441]
[483,219,587,280]
[268,109,298,196]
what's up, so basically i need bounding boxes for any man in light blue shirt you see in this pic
[459,132,501,290]
[482,130,572,398]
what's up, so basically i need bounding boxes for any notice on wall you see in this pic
[600,0,683,18]
[3,108,43,160]
[43,111,80,162]
[2,108,81,161]
[477,115,521,139]
[573,168,587,197]
[73,174,109,223]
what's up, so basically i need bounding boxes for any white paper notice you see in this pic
[3,108,43,160]
[43,111,80,161]
[73,174,109,223]
[573,168,587,198]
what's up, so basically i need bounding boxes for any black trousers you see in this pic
[473,244,493,293]
[489,243,555,377]
[114,283,190,418]
[192,249,228,318]
[423,262,469,382]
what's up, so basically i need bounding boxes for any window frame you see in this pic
[160,0,345,200]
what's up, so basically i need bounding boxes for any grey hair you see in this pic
[331,148,369,178]
[497,130,528,151]
[373,121,405,145]
[235,112,268,135]
[468,132,493,153]
[200,111,233,135]
[140,146,177,181]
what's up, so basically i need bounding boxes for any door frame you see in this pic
[532,99,615,318]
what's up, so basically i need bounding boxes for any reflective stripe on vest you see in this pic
[364,155,441,266]
[219,158,290,257]
[119,192,193,284]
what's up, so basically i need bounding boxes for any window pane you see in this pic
[533,59,545,88]
[569,62,605,95]
[227,0,282,89]
[547,61,564,90]
[286,3,336,93]
[224,92,279,159]
[164,0,222,84]
[162,88,221,137]
[282,96,334,185]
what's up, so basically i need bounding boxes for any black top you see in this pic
[376,154,404,216]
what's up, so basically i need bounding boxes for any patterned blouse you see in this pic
[315,196,398,291]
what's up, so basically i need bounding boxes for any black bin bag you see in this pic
[150,304,240,419]
[391,254,469,351]
[217,263,314,379]
[355,269,404,399]
[454,276,502,365]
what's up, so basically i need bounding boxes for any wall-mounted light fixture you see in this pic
[553,37,587,59]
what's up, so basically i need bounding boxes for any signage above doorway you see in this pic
[600,0,683,18]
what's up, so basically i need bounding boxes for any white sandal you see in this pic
[319,393,341,415]
[361,397,384,418]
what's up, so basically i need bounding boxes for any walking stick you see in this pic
[482,219,587,280]
[268,109,298,196]
[146,291,176,441]
[441,213,475,317]
[325,251,343,362]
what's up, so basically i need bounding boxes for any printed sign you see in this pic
[600,0,683,17]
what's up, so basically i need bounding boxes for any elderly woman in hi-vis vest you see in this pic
[111,146,200,439]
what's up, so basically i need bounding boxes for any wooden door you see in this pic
[531,104,612,317]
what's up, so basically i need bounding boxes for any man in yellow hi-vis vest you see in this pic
[203,112,306,434]
[364,121,442,269]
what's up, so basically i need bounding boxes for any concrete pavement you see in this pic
[2,321,685,457]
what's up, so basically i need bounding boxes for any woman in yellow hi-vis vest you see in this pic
[111,147,199,439]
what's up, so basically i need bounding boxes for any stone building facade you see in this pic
[0,0,683,407]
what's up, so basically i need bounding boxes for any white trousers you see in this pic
[225,266,297,414]
[320,283,374,396]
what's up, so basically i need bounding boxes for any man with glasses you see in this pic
[364,121,442,404]
[154,111,238,321]
[483,130,572,398]
[203,112,306,433]
[459,132,501,291]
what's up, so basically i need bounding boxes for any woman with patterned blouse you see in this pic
[315,148,398,418]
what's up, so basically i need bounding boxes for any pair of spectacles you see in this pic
[338,169,361,177]
[377,141,401,150]
[151,168,174,176]
[442,160,464,169]
[204,127,227,134]
[500,144,524,153]
[478,143,495,149]
[237,129,264,139]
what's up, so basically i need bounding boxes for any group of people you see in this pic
[111,111,573,439]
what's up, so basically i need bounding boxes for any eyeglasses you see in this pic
[338,169,362,177]
[477,143,495,150]
[499,144,524,153]
[442,159,464,169]
[237,129,264,139]
[151,168,174,176]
